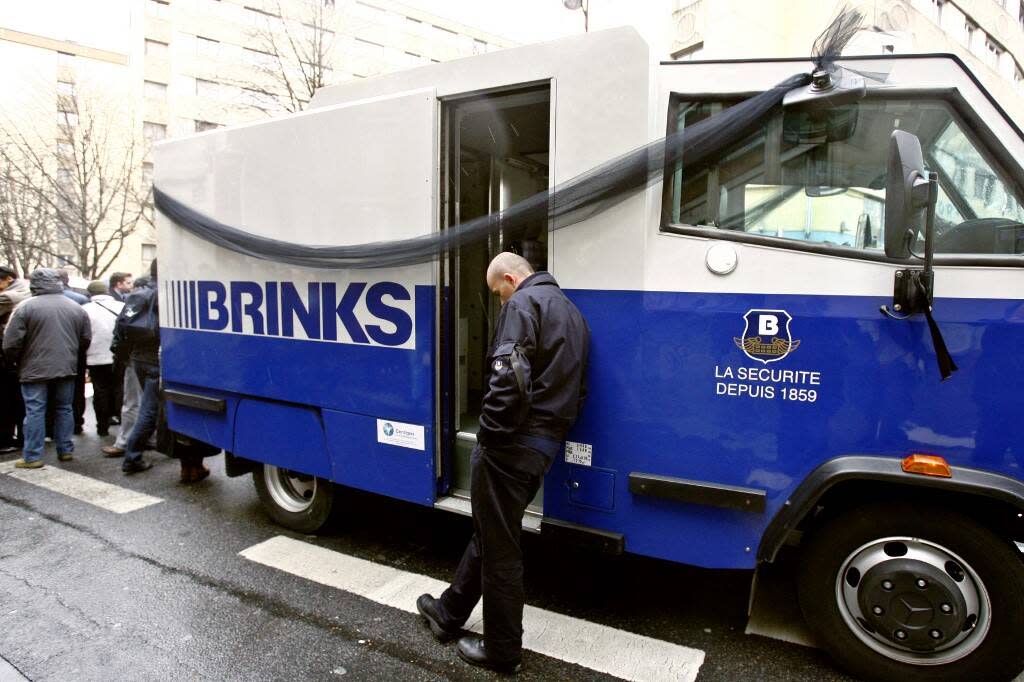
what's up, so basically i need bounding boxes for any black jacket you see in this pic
[478,272,589,454]
[111,280,160,366]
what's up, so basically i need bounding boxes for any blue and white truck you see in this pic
[155,28,1024,681]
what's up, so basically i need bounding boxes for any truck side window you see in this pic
[663,97,1024,255]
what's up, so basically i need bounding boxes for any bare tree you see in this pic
[0,86,151,279]
[239,0,339,114]
[0,156,53,276]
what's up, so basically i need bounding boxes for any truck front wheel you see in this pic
[797,501,1024,682]
[253,463,335,533]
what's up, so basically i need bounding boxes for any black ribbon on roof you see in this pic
[154,10,865,270]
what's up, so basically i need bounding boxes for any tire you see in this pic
[253,463,335,533]
[797,502,1024,682]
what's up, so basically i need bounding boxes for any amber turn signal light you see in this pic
[901,454,952,478]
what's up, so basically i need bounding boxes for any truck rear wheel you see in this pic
[797,502,1024,682]
[253,463,335,533]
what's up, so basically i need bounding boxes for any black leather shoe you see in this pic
[456,636,521,674]
[416,594,460,643]
[122,460,152,475]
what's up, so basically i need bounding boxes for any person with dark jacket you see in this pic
[0,265,31,453]
[112,261,160,474]
[2,269,91,468]
[417,252,590,674]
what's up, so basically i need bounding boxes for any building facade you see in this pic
[667,0,1024,124]
[0,0,514,279]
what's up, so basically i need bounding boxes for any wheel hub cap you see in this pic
[836,537,990,665]
[857,558,967,650]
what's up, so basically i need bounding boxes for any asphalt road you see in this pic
[0,414,858,681]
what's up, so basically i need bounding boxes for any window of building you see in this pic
[56,80,75,97]
[352,37,384,57]
[243,46,276,68]
[142,162,154,186]
[197,35,220,58]
[963,19,977,50]
[145,39,169,57]
[925,0,944,24]
[57,51,75,67]
[662,96,1024,255]
[671,42,704,61]
[244,5,283,30]
[57,141,73,157]
[143,121,167,142]
[146,0,171,18]
[56,111,78,127]
[195,120,219,132]
[142,243,157,270]
[144,80,168,98]
[352,1,386,21]
[984,37,1003,69]
[195,78,220,98]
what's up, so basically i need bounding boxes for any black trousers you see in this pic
[88,364,114,433]
[0,366,23,447]
[73,358,85,429]
[111,357,125,418]
[438,443,548,662]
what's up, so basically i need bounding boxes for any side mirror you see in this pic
[879,133,957,380]
[884,130,932,259]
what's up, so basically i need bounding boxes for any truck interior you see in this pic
[439,85,551,517]
[664,95,1024,255]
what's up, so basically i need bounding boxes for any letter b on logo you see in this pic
[758,314,779,336]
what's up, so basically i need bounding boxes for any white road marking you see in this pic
[0,459,163,514]
[241,535,705,681]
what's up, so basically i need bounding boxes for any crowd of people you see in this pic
[0,261,211,483]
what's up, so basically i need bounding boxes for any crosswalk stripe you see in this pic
[0,459,163,514]
[240,535,705,681]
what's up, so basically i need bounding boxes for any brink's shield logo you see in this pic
[734,309,800,364]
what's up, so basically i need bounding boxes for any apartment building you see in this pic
[666,0,1024,124]
[0,0,514,277]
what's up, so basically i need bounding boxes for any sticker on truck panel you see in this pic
[377,419,425,450]
[565,441,593,466]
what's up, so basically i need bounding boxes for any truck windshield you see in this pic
[663,97,1024,255]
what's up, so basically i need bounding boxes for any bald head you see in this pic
[486,252,535,304]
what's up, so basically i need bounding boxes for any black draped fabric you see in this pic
[153,10,864,270]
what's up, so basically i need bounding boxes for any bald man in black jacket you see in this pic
[417,252,590,673]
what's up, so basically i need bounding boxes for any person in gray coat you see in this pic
[2,269,91,468]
